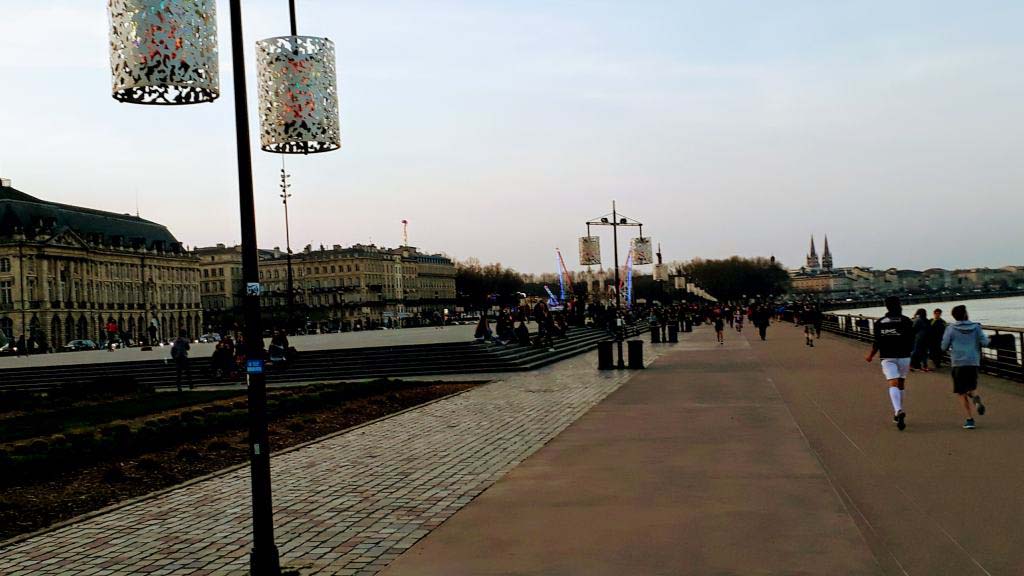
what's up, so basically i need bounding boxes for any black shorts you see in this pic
[952,366,979,395]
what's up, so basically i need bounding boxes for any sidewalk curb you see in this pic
[0,381,491,550]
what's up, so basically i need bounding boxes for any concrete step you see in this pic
[1,324,650,391]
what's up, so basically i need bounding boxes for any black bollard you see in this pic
[597,340,615,370]
[628,339,644,369]
[650,325,661,344]
[668,323,679,343]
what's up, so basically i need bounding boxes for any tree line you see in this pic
[455,256,791,308]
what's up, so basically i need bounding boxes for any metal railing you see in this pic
[820,313,1024,382]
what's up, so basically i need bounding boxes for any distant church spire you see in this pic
[806,235,820,271]
[822,235,833,271]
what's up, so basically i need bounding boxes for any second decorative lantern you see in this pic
[256,31,340,154]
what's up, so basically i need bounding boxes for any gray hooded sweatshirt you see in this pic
[940,320,989,367]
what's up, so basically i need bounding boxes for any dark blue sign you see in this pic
[246,359,264,374]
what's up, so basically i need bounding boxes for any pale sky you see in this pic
[2,1,1023,273]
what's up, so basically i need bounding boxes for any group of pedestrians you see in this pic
[708,303,775,345]
[472,302,571,350]
[170,329,268,391]
[865,296,990,430]
[909,307,948,371]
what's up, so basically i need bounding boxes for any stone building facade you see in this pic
[196,243,456,332]
[195,244,245,314]
[0,180,202,348]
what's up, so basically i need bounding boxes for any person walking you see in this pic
[941,305,989,429]
[714,313,725,345]
[15,334,26,357]
[865,296,914,430]
[105,319,119,351]
[803,304,818,347]
[910,308,932,372]
[928,308,947,369]
[170,329,192,392]
[755,306,770,341]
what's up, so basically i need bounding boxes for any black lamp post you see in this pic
[225,4,284,572]
[586,201,643,369]
[108,1,340,574]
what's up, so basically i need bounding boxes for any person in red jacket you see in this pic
[105,320,119,351]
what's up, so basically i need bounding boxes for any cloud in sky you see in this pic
[1,0,1023,273]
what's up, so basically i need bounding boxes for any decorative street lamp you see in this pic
[108,0,220,105]
[584,202,643,369]
[256,0,341,335]
[107,1,339,574]
[256,1,341,154]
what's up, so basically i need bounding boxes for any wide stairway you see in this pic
[0,324,649,391]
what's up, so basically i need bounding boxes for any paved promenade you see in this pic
[4,323,1023,574]
[752,323,1024,575]
[383,327,880,575]
[0,337,669,576]
[387,324,1024,575]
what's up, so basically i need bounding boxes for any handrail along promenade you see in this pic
[819,312,1024,382]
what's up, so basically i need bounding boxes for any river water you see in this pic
[834,295,1024,329]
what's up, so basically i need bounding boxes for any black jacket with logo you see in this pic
[873,313,914,359]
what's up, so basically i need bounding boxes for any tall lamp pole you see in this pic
[226,2,282,573]
[108,0,340,572]
[586,201,643,369]
[106,0,340,570]
[279,162,294,333]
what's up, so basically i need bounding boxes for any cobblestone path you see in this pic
[0,346,667,576]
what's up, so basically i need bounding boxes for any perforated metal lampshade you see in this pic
[107,0,220,105]
[257,35,341,154]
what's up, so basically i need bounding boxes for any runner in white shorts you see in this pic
[881,357,911,381]
[865,296,915,430]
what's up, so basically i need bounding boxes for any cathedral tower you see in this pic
[806,235,821,271]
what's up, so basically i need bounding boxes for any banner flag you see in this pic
[631,237,653,265]
[579,236,601,265]
[653,263,667,282]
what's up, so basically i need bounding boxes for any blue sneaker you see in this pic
[963,418,976,429]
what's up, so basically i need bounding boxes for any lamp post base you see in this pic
[250,546,282,576]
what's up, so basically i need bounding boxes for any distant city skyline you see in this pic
[2,1,1023,274]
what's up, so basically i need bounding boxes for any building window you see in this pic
[0,258,11,273]
[0,280,13,305]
